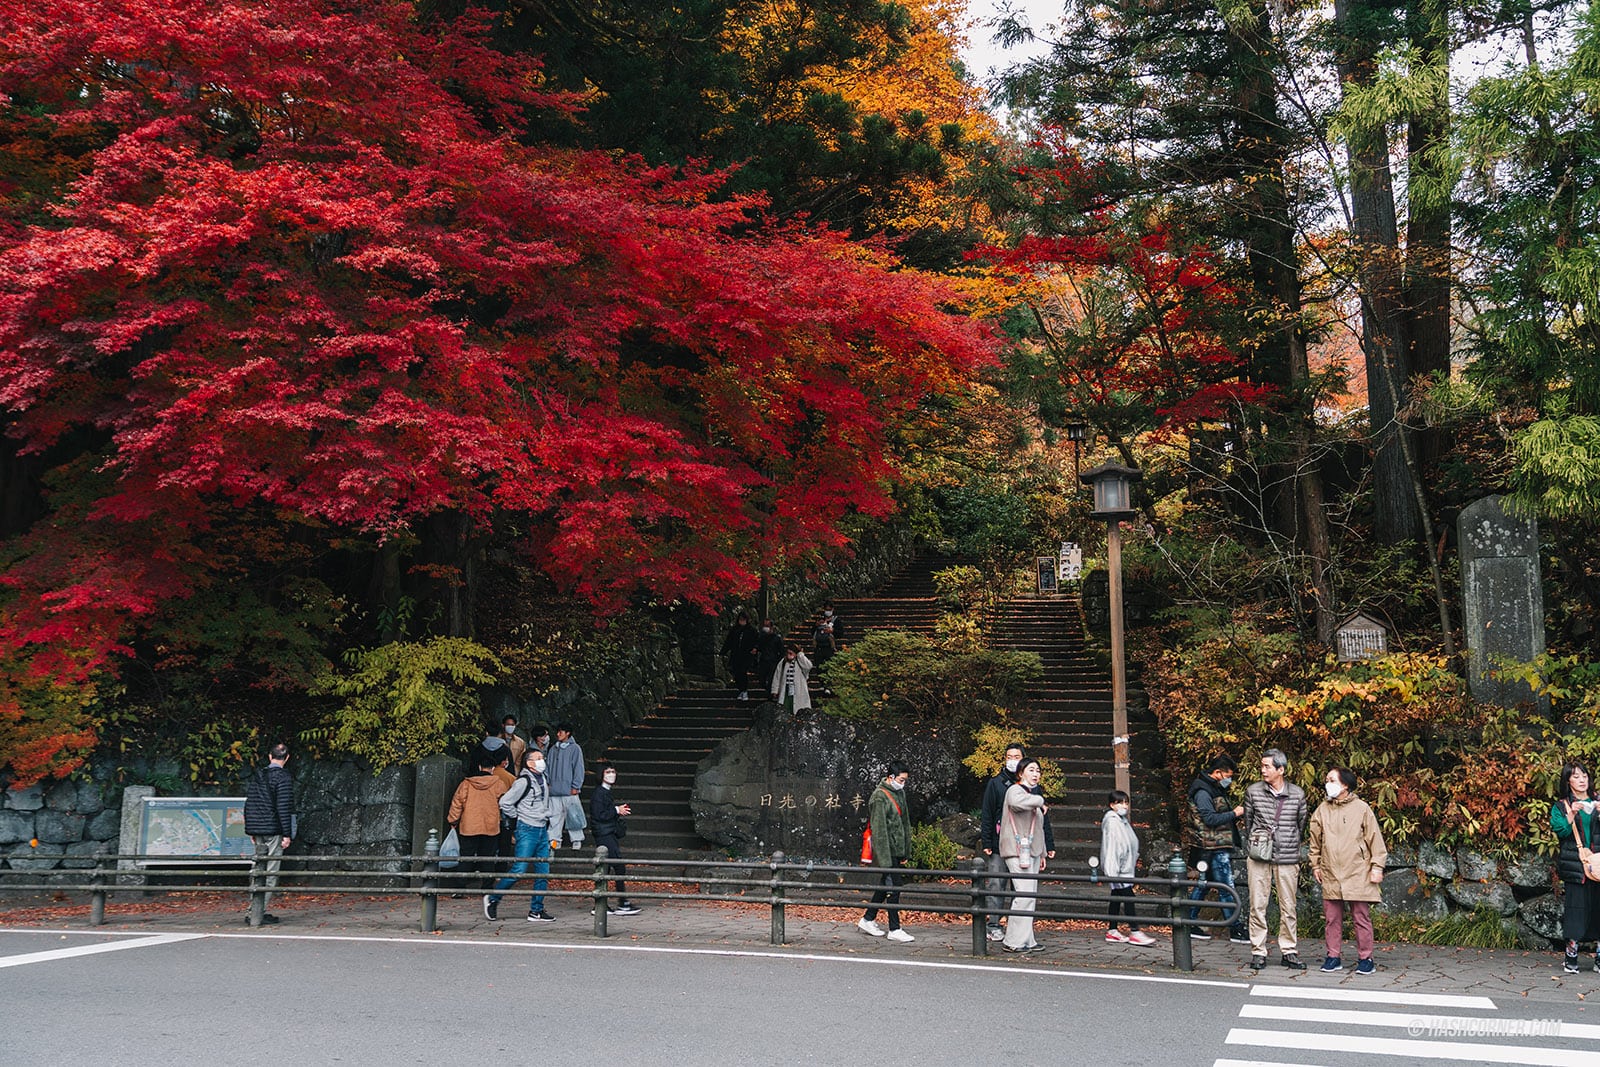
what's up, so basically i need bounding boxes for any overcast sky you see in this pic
[959,0,1060,84]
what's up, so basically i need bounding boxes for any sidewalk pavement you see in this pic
[3,887,1594,1007]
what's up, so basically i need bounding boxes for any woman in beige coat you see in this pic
[1000,759,1049,953]
[1308,766,1388,974]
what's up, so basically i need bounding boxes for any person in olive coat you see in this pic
[858,761,915,943]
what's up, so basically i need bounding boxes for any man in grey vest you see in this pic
[1242,748,1308,971]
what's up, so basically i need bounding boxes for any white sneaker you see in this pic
[886,928,915,943]
[1105,929,1128,943]
[1128,931,1157,946]
[737,691,749,701]
[858,918,885,937]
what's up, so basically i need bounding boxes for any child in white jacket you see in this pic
[1101,790,1156,946]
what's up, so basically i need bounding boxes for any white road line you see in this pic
[1225,1027,1575,1066]
[1214,1060,1330,1067]
[1240,1004,1600,1041]
[0,933,203,970]
[1249,983,1498,1010]
[174,930,1251,988]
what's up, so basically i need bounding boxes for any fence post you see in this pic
[89,845,109,927]
[420,828,440,934]
[593,845,610,938]
[969,856,988,957]
[1168,848,1192,972]
[247,840,266,928]
[769,851,786,946]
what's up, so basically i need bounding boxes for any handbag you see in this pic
[439,828,461,870]
[860,824,873,864]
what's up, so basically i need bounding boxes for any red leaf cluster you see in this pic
[0,0,994,782]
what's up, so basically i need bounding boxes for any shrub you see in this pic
[964,719,1064,797]
[818,630,1041,733]
[910,823,960,873]
[310,637,503,770]
[1416,906,1521,949]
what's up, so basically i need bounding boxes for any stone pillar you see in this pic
[1459,495,1545,707]
[411,754,461,861]
[116,785,155,887]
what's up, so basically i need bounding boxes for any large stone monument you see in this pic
[1459,495,1545,707]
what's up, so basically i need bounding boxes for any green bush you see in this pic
[910,823,960,873]
[1416,906,1521,949]
[310,637,503,770]
[818,630,1041,732]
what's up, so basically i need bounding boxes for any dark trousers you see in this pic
[1563,880,1600,946]
[864,867,905,930]
[595,833,627,898]
[982,851,1011,930]
[1109,886,1140,931]
[458,833,499,891]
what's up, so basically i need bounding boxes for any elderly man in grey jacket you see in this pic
[1242,748,1309,971]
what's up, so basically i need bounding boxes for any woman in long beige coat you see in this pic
[1308,766,1388,974]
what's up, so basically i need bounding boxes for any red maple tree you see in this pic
[0,0,994,783]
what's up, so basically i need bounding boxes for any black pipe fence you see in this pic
[0,843,1240,972]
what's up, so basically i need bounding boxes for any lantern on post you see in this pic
[1064,416,1090,485]
[1080,462,1142,797]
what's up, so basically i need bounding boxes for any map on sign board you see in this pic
[138,796,254,865]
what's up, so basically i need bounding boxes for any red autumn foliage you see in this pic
[0,0,994,783]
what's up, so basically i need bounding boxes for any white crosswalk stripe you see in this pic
[1213,983,1597,1067]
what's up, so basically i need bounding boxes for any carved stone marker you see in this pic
[1459,495,1545,707]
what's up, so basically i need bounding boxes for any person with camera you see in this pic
[1186,755,1248,944]
[1242,748,1308,971]
[1000,758,1051,953]
[589,762,640,916]
[1553,761,1600,974]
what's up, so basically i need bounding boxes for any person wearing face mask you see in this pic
[819,601,843,647]
[770,644,813,713]
[1243,748,1309,971]
[1101,789,1156,946]
[1552,762,1600,975]
[588,763,640,916]
[1000,758,1051,953]
[721,611,760,701]
[501,715,527,771]
[448,750,511,893]
[858,762,915,942]
[980,743,1028,942]
[546,723,587,851]
[1186,755,1248,944]
[485,748,562,923]
[1307,767,1387,974]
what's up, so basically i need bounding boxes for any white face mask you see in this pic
[603,772,617,785]
[1113,804,1130,817]
[1004,758,1020,773]
[505,725,517,736]
[1217,776,1233,789]
[1325,781,1344,799]
[823,610,833,618]
[531,760,545,774]
[888,778,905,791]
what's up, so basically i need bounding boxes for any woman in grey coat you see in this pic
[1101,789,1155,946]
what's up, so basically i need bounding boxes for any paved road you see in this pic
[3,929,1598,1066]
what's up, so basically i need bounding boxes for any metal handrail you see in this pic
[0,844,1240,972]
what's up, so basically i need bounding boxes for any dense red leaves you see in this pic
[0,0,993,782]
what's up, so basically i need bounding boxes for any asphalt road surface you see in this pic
[2,929,1597,1066]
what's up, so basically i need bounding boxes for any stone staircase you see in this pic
[583,686,752,855]
[989,595,1159,869]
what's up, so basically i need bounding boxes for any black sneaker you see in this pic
[260,913,280,925]
[1229,931,1251,944]
[1281,953,1307,971]
[1190,929,1213,940]
[611,902,641,916]
[1250,954,1266,971]
[1564,956,1580,974]
[1320,956,1342,972]
[483,897,500,921]
[527,910,556,923]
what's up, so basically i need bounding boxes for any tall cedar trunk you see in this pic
[421,510,478,639]
[1333,0,1421,545]
[1229,0,1338,644]
[1405,0,1452,469]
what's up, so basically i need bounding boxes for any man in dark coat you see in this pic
[1186,755,1248,943]
[242,742,295,926]
[754,618,785,694]
[980,741,1026,941]
[721,611,761,701]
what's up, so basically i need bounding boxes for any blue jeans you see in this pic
[489,822,551,913]
[1188,848,1244,934]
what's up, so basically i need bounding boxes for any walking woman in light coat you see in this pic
[1307,766,1388,974]
[1000,758,1048,953]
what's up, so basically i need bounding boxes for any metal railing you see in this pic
[0,837,1240,972]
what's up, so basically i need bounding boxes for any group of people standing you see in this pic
[720,604,843,708]
[445,716,640,923]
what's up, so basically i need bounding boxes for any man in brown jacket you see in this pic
[448,752,511,891]
[1308,766,1388,974]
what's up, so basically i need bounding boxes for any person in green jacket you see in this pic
[1552,762,1600,974]
[859,761,915,943]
